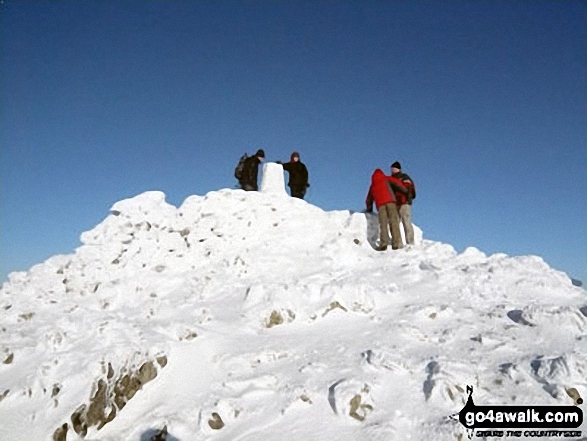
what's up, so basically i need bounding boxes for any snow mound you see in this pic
[0,164,585,441]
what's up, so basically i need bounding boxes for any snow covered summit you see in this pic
[1,163,585,441]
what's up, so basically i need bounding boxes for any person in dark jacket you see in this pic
[391,161,416,245]
[366,169,408,250]
[281,152,309,199]
[241,149,265,191]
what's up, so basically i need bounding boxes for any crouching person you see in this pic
[366,169,408,251]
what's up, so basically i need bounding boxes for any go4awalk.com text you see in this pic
[464,407,582,428]
[475,430,582,438]
[456,386,583,439]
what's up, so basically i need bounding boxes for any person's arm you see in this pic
[251,160,260,190]
[302,164,309,186]
[402,174,416,201]
[407,179,416,200]
[365,188,374,212]
[388,176,408,194]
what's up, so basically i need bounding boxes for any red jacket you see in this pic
[366,169,407,211]
[392,172,416,205]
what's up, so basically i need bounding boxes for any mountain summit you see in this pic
[1,164,585,441]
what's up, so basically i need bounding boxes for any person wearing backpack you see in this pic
[390,161,416,245]
[234,153,249,187]
[279,151,309,199]
[365,168,408,251]
[239,149,265,191]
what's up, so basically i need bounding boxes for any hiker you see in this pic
[391,161,416,245]
[280,152,309,199]
[240,149,265,191]
[366,169,408,251]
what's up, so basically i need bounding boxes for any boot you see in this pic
[375,244,388,251]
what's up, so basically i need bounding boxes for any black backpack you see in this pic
[234,153,248,182]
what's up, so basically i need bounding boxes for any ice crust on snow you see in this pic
[0,164,585,441]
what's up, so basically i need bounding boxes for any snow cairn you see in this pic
[260,162,288,196]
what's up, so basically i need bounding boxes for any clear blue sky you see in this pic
[1,0,586,284]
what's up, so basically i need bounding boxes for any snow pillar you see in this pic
[260,162,287,196]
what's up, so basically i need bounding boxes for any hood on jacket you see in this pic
[371,169,387,183]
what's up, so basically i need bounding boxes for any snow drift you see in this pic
[0,163,585,441]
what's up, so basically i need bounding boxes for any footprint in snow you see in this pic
[419,261,441,271]
[423,360,440,401]
[506,310,535,327]
[328,379,346,414]
[530,356,569,399]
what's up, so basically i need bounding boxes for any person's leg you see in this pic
[377,205,391,249]
[399,204,415,245]
[389,204,404,250]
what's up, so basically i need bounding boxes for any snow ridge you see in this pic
[1,164,585,441]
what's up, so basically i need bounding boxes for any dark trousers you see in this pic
[290,187,306,199]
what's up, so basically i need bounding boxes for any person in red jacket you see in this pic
[366,169,408,250]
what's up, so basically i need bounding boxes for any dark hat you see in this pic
[291,151,300,159]
[391,161,401,169]
[255,149,265,158]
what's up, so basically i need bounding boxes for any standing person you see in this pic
[391,161,416,245]
[366,169,408,251]
[241,149,265,191]
[280,152,309,199]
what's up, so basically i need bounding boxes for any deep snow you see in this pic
[1,163,585,441]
